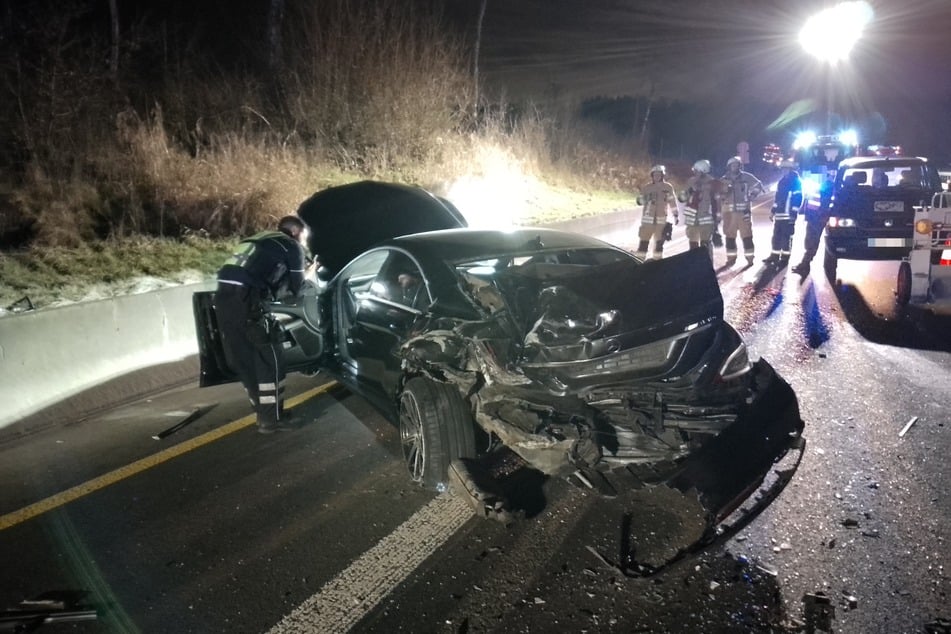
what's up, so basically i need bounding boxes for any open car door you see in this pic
[192,282,326,388]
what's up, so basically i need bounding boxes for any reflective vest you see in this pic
[682,174,717,226]
[639,181,677,224]
[773,174,803,222]
[720,171,762,216]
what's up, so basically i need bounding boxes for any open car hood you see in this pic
[296,180,467,275]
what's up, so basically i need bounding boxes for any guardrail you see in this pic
[0,281,214,431]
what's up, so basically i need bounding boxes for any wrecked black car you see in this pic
[194,181,804,532]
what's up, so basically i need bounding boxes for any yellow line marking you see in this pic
[0,382,338,531]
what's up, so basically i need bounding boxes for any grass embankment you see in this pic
[0,0,646,310]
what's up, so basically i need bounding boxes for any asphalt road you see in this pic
[1,201,949,633]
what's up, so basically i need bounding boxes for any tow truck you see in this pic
[896,191,951,313]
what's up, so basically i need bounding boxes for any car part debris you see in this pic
[0,592,97,630]
[447,458,521,524]
[898,415,918,437]
[5,296,34,314]
[925,617,951,634]
[152,404,217,440]
[802,591,835,633]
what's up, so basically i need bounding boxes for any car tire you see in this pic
[823,248,838,281]
[399,377,477,490]
[896,261,912,306]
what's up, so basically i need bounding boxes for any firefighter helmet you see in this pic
[650,164,666,177]
[726,156,743,170]
[692,159,711,174]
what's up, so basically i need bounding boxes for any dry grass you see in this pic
[0,0,651,310]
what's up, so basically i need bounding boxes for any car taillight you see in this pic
[827,216,855,228]
[718,343,752,382]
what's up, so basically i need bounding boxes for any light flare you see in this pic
[446,145,540,229]
[798,2,874,63]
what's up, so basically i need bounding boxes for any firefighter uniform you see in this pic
[682,160,719,259]
[765,163,803,266]
[635,165,679,260]
[216,221,308,432]
[720,157,764,265]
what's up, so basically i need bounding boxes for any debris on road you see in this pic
[898,416,919,437]
[802,591,835,633]
[151,404,217,440]
[925,617,951,634]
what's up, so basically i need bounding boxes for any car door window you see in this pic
[338,250,389,320]
[377,251,429,311]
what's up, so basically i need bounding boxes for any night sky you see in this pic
[468,0,951,160]
[4,0,949,161]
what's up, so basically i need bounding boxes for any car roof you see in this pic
[838,156,929,169]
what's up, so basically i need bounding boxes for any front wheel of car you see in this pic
[399,377,477,490]
[823,249,838,282]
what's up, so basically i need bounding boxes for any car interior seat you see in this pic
[845,172,867,187]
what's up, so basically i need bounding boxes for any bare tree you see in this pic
[108,0,119,84]
[473,0,487,108]
[267,0,285,74]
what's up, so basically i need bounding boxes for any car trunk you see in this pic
[509,248,725,385]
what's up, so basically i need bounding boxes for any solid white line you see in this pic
[268,493,473,634]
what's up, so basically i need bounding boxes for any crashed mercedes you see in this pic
[194,181,804,531]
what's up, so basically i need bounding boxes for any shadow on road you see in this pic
[831,280,951,352]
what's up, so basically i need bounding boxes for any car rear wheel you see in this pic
[896,261,912,306]
[823,249,838,281]
[399,377,477,490]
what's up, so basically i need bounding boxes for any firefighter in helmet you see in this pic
[719,155,765,266]
[680,159,720,259]
[215,215,311,433]
[764,159,803,267]
[634,164,679,260]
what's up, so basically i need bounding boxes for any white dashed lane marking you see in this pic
[269,493,473,634]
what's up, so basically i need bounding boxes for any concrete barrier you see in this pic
[0,281,214,430]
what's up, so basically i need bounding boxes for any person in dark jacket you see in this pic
[216,215,310,433]
[792,172,834,277]
[764,160,803,267]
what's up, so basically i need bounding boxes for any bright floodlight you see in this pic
[799,1,873,63]
[793,130,818,150]
[838,129,859,147]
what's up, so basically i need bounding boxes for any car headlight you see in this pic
[718,342,751,382]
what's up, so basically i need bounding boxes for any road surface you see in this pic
[1,200,949,633]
